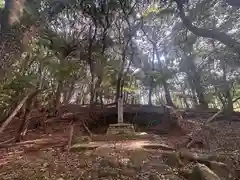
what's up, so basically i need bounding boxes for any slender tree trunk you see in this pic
[221,59,233,120]
[89,73,95,104]
[148,85,153,105]
[87,25,96,104]
[148,48,155,105]
[193,74,208,108]
[131,97,135,104]
[15,107,29,142]
[15,90,39,142]
[189,82,198,107]
[154,45,175,107]
[95,77,102,103]
[224,91,233,120]
[63,90,68,104]
[66,78,75,103]
[183,96,190,109]
[99,91,104,105]
[95,23,109,104]
[123,92,128,104]
[186,57,208,108]
[55,80,63,107]
[212,40,233,120]
[162,80,175,107]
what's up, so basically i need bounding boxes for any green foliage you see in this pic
[0,0,4,8]
[6,74,35,91]
[0,0,239,111]
[143,6,173,19]
[122,86,138,93]
[143,6,163,17]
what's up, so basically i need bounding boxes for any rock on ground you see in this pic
[190,163,220,180]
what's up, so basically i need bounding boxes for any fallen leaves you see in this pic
[1,117,240,180]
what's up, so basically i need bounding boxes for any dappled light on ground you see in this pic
[1,118,240,179]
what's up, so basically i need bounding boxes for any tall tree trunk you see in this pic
[186,56,208,108]
[95,22,109,104]
[63,90,68,104]
[194,75,208,108]
[154,45,175,107]
[95,77,102,103]
[148,85,153,105]
[221,59,233,120]
[224,91,233,120]
[87,25,96,104]
[142,28,176,107]
[90,73,95,104]
[211,40,233,119]
[66,78,75,103]
[148,48,155,105]
[187,74,198,107]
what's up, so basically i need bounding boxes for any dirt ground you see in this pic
[0,118,240,180]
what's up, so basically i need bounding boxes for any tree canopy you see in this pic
[0,0,239,119]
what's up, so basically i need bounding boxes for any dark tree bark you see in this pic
[175,1,240,54]
[148,83,153,105]
[182,41,208,108]
[188,61,208,108]
[183,96,190,108]
[15,90,39,142]
[220,59,233,120]
[154,46,175,107]
[15,107,29,142]
[87,26,97,104]
[142,27,175,107]
[162,80,175,107]
[55,80,63,107]
[148,47,155,105]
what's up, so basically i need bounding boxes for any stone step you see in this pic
[107,123,135,135]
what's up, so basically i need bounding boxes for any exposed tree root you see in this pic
[0,138,15,145]
[0,137,68,149]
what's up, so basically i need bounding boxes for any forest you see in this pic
[0,0,240,180]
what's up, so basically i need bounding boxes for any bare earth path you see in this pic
[1,119,240,179]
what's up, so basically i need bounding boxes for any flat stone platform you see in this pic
[107,123,135,135]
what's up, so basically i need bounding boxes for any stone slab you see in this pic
[107,123,135,135]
